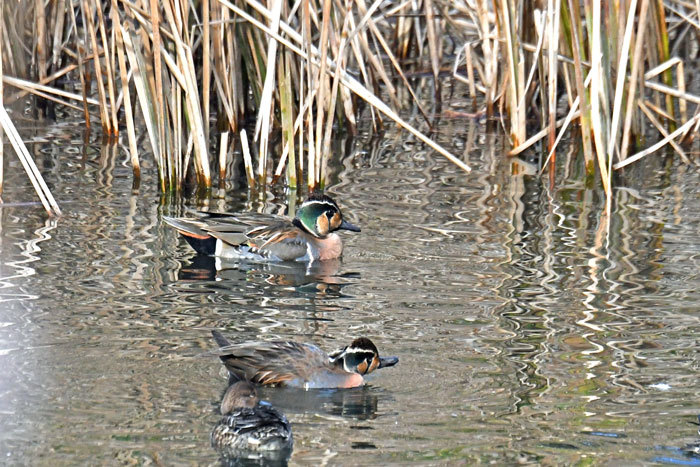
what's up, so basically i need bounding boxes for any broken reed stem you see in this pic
[615,111,700,169]
[637,100,689,164]
[2,76,103,107]
[219,131,229,182]
[0,106,62,216]
[240,129,255,189]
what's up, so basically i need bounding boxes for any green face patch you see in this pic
[295,199,339,237]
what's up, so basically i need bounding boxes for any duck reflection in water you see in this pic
[212,381,293,466]
[177,254,355,292]
[258,385,383,421]
[651,415,700,465]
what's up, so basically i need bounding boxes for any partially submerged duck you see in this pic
[211,381,293,460]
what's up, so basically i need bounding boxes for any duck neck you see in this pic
[305,233,343,261]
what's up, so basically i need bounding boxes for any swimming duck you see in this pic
[684,415,700,457]
[163,193,360,262]
[211,381,293,459]
[211,330,399,389]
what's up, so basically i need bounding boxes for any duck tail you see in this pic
[163,216,217,255]
[211,331,244,384]
[211,330,231,348]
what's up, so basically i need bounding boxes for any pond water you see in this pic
[0,102,699,465]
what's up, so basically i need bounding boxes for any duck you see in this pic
[683,415,700,457]
[211,330,399,389]
[211,381,293,459]
[163,193,360,262]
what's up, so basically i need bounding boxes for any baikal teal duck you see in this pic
[163,193,361,262]
[211,331,399,389]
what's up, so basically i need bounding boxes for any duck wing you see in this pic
[164,212,289,245]
[211,332,329,386]
[165,212,309,260]
[210,215,310,261]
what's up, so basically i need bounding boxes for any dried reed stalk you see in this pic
[94,0,118,134]
[4,0,699,202]
[81,0,111,133]
[203,0,211,144]
[112,1,140,183]
[0,106,61,216]
[620,0,651,162]
[0,10,3,196]
[67,2,91,128]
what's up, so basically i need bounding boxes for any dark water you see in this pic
[0,107,699,465]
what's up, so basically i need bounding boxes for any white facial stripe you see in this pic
[342,347,376,356]
[301,199,338,210]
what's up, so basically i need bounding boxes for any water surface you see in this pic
[0,106,699,464]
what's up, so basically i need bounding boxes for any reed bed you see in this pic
[1,0,698,214]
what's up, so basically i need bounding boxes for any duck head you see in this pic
[329,337,399,375]
[220,381,259,414]
[293,193,361,238]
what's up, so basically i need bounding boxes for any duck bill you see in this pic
[339,219,361,232]
[378,356,399,368]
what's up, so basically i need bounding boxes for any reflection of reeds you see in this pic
[1,1,698,209]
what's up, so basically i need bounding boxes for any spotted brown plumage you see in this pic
[211,381,293,460]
